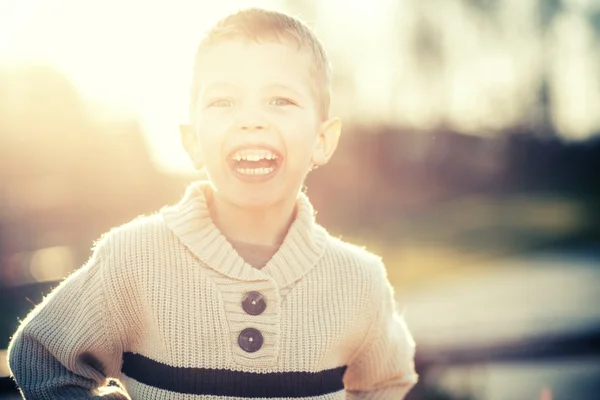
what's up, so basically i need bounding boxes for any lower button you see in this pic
[238,328,263,353]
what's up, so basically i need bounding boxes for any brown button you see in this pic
[238,328,263,353]
[242,291,266,316]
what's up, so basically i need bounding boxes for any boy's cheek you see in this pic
[195,119,231,137]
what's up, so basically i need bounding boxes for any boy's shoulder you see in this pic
[323,232,388,282]
[93,212,169,252]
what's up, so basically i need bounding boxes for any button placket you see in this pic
[213,279,278,367]
[239,291,267,352]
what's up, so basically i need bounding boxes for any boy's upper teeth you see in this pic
[232,148,278,161]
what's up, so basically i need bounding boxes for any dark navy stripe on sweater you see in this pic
[122,352,347,398]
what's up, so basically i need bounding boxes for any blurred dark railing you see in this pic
[416,327,600,370]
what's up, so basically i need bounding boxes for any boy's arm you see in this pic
[7,240,130,399]
[344,263,418,399]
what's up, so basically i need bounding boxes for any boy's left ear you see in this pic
[312,117,342,167]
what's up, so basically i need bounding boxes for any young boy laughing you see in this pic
[8,8,418,400]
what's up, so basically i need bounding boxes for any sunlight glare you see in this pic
[1,0,279,172]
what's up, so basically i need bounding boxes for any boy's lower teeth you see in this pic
[236,166,275,175]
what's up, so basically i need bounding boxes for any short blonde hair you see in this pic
[189,8,331,120]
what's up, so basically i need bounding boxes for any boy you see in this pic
[7,8,418,399]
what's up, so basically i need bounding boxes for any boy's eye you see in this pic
[208,99,233,108]
[269,97,296,107]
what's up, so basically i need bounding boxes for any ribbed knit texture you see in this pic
[7,181,418,399]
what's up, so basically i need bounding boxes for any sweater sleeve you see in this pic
[344,263,418,399]
[6,238,130,399]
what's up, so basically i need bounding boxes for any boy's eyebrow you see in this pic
[263,83,305,98]
[200,82,307,99]
[200,82,239,94]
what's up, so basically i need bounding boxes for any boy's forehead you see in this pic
[195,39,314,90]
[200,36,305,59]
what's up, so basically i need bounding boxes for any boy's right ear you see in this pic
[179,124,204,170]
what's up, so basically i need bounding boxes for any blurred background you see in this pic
[1,0,599,399]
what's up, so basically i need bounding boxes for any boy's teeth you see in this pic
[236,166,276,175]
[232,148,278,161]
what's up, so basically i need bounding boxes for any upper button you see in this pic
[242,291,266,316]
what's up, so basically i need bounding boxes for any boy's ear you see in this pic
[180,124,204,170]
[312,117,341,167]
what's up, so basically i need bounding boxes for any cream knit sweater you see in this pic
[7,181,418,399]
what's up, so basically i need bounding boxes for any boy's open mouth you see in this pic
[227,147,282,179]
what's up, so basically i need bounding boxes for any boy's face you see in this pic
[182,39,340,209]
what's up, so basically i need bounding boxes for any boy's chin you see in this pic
[221,188,284,210]
[207,165,306,210]
[213,181,301,212]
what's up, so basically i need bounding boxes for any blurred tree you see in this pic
[537,0,563,136]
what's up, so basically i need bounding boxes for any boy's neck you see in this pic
[206,189,297,247]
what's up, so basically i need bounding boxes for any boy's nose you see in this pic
[239,121,266,131]
[235,106,268,131]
